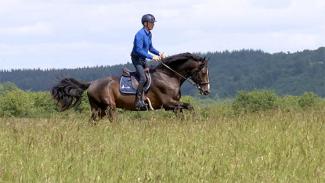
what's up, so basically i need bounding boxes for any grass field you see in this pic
[0,105,324,182]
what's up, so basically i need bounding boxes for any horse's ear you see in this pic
[202,57,207,65]
[199,61,206,69]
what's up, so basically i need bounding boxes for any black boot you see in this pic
[135,84,148,111]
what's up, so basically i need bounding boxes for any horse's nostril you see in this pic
[204,90,210,95]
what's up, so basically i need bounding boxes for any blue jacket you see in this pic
[131,28,159,60]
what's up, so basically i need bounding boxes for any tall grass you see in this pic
[1,105,324,182]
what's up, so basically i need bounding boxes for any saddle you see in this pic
[119,68,151,95]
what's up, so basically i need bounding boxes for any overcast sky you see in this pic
[0,0,324,70]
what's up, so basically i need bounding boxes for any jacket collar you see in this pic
[143,27,151,35]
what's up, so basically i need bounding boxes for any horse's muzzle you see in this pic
[200,89,210,95]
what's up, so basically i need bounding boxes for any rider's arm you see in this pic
[149,41,159,56]
[134,34,153,59]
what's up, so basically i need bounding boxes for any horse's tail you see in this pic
[51,78,90,111]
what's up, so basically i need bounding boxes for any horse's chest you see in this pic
[165,86,181,101]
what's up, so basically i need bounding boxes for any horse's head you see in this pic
[160,53,210,95]
[189,56,210,95]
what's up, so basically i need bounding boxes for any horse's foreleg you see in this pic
[180,102,194,111]
[163,102,193,111]
[163,103,178,111]
[163,101,195,119]
[163,102,184,113]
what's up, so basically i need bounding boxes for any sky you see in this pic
[0,0,324,70]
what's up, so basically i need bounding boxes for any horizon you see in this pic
[0,47,324,71]
[1,0,325,70]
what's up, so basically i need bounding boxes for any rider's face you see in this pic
[145,22,155,30]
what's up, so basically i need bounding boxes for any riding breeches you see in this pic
[131,56,147,85]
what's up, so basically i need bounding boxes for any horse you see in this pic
[51,52,210,122]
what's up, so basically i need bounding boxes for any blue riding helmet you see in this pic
[141,14,156,25]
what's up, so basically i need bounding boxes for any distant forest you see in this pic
[1,47,325,98]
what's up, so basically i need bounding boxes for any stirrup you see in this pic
[135,100,148,111]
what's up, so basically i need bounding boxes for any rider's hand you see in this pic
[159,52,166,59]
[144,67,149,72]
[152,55,161,62]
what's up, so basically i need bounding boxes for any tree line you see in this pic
[0,82,322,118]
[1,47,324,98]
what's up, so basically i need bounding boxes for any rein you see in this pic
[159,61,208,90]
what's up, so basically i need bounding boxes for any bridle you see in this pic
[189,63,210,92]
[159,61,209,91]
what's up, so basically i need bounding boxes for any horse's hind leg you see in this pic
[90,108,99,121]
[88,95,101,124]
[99,83,118,122]
[105,104,117,122]
[101,94,117,122]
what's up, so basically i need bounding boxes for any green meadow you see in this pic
[1,91,324,182]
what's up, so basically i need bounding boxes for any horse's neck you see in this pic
[155,61,193,85]
[168,61,193,78]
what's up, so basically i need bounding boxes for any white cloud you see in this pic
[251,0,292,9]
[0,22,53,36]
[0,0,324,69]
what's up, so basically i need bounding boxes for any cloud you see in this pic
[0,41,128,69]
[0,22,53,36]
[251,0,292,9]
[0,0,324,69]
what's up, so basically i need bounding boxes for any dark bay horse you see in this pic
[51,52,210,121]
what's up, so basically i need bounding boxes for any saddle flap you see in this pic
[119,72,151,95]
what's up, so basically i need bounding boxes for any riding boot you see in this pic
[135,83,148,111]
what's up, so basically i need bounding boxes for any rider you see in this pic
[131,14,165,110]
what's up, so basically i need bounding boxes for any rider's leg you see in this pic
[132,57,148,110]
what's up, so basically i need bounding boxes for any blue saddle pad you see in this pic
[119,73,151,95]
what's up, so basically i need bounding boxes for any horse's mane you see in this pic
[150,52,207,71]
[161,52,206,65]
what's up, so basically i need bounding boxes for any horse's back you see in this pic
[87,76,119,100]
